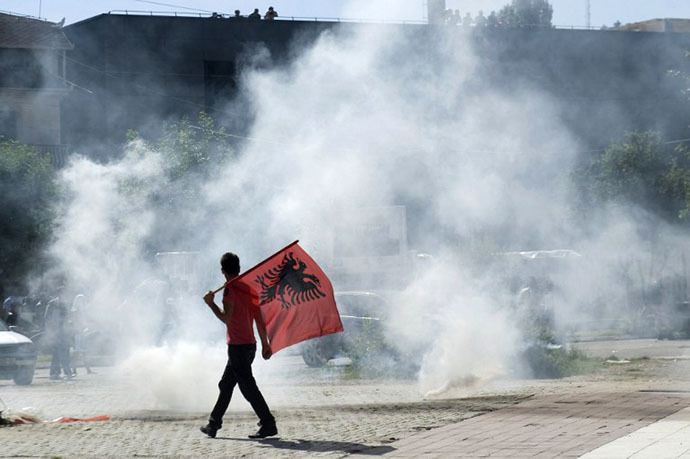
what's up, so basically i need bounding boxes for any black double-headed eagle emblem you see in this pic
[255,252,326,309]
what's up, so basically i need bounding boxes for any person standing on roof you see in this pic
[264,6,278,20]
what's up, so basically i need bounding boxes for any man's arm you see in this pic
[203,291,234,324]
[254,309,272,360]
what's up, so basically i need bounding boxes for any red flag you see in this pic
[235,241,343,353]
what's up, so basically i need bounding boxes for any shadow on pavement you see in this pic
[218,437,395,455]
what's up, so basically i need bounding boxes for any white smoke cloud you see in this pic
[119,341,225,410]
[42,2,690,411]
[50,141,163,312]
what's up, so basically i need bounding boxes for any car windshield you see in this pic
[0,319,7,331]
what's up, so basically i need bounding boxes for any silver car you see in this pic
[0,319,37,385]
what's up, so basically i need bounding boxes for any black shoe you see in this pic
[248,424,277,439]
[200,424,218,438]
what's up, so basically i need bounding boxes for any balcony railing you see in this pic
[104,10,615,30]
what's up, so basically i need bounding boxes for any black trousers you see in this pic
[209,344,275,429]
[49,339,71,376]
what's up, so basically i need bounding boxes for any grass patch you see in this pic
[524,345,600,378]
[342,320,417,379]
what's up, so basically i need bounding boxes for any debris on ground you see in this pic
[0,403,110,425]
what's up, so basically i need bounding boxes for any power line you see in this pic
[188,125,283,145]
[64,55,281,144]
[133,0,214,13]
[65,55,225,115]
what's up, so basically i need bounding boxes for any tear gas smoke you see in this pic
[41,6,690,408]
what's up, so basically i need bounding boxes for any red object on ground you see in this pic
[50,415,111,423]
[233,241,343,353]
[13,417,39,425]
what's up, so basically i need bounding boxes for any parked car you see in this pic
[0,319,37,385]
[300,291,388,367]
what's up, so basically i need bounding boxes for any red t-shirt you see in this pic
[223,280,259,345]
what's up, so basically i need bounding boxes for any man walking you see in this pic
[200,252,277,439]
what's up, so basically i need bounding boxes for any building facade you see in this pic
[0,13,73,164]
[62,12,690,158]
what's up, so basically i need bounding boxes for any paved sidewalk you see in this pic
[374,390,690,458]
[582,402,690,458]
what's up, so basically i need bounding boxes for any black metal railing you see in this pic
[105,10,618,30]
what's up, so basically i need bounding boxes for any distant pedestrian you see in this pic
[44,287,72,380]
[231,9,243,19]
[264,6,278,20]
[462,12,473,27]
[4,297,31,334]
[2,296,20,324]
[248,8,261,20]
[70,294,95,375]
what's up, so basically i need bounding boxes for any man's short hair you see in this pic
[220,252,241,276]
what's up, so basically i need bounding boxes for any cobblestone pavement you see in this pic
[2,346,690,457]
[0,355,524,457]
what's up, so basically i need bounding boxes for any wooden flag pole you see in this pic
[208,240,300,296]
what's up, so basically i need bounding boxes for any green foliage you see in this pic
[576,131,690,223]
[662,157,690,220]
[128,111,235,212]
[345,319,386,367]
[0,139,57,293]
[343,320,415,378]
[119,111,237,251]
[497,0,553,28]
[156,111,233,181]
[523,345,596,378]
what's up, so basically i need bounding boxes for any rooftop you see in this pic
[0,12,72,49]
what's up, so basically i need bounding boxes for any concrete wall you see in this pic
[62,14,690,156]
[63,14,333,154]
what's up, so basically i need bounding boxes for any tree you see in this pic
[497,0,553,28]
[126,111,236,250]
[0,139,57,295]
[127,111,235,208]
[576,131,690,224]
[155,111,234,182]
